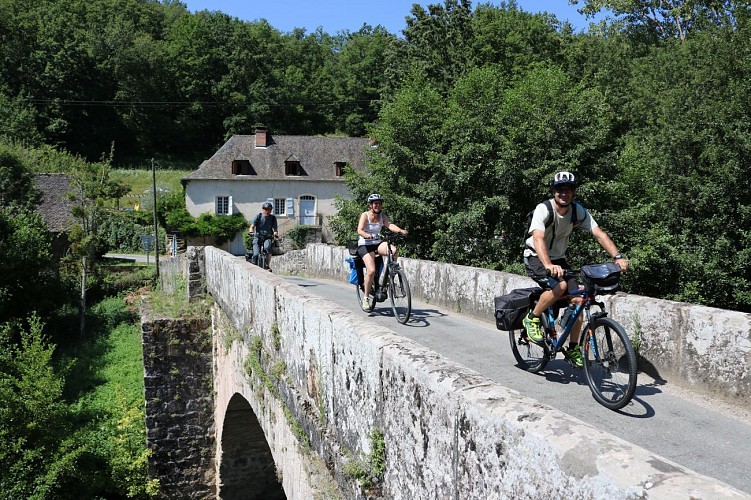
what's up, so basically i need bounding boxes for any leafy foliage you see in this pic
[0,144,42,210]
[0,207,56,325]
[0,315,72,498]
[99,210,164,253]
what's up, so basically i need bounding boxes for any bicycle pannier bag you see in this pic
[581,262,621,294]
[494,286,542,331]
[345,257,358,285]
[346,240,359,257]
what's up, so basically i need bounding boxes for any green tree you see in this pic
[65,155,129,336]
[575,0,742,40]
[400,0,474,91]
[0,208,55,325]
[329,25,398,136]
[0,315,73,498]
[0,143,41,209]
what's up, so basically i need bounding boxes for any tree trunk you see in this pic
[79,256,86,339]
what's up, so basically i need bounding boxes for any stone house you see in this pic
[34,173,76,259]
[181,127,371,255]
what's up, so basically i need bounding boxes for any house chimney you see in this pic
[255,126,268,148]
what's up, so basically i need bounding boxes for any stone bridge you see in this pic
[142,245,750,498]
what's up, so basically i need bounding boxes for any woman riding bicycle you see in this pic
[521,172,629,367]
[356,193,408,310]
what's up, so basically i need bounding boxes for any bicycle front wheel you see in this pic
[508,328,548,373]
[258,251,267,270]
[389,268,411,324]
[582,317,637,410]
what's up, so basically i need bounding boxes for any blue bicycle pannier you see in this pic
[494,287,542,331]
[581,262,621,294]
[345,257,358,284]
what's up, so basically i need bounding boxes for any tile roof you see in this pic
[34,173,76,233]
[183,133,371,181]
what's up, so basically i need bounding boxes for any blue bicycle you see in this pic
[508,265,637,410]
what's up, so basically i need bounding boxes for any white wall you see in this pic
[184,179,351,222]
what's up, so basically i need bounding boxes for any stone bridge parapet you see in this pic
[273,244,751,406]
[187,245,745,498]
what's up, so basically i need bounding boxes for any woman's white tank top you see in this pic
[357,212,383,245]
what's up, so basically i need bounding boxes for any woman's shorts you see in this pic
[357,243,381,259]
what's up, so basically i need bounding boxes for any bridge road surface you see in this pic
[283,275,751,495]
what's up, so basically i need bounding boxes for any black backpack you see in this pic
[254,213,277,234]
[524,199,583,251]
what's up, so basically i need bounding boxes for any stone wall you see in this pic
[205,246,744,498]
[141,305,215,498]
[272,244,751,406]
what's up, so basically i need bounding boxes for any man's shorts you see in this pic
[524,255,578,292]
[357,243,381,259]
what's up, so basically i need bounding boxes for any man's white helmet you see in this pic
[552,171,576,188]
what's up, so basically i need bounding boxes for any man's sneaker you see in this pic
[522,314,544,344]
[361,295,372,311]
[565,344,583,368]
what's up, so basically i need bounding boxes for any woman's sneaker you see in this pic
[361,295,372,311]
[522,314,544,343]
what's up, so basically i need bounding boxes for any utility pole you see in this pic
[152,158,160,279]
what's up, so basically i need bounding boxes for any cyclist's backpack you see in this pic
[523,199,582,251]
[494,286,543,331]
[254,213,277,235]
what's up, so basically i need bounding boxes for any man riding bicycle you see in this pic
[249,201,278,269]
[522,171,629,367]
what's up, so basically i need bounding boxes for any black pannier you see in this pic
[346,240,359,257]
[494,287,542,331]
[581,262,621,295]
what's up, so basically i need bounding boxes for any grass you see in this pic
[61,296,158,497]
[111,168,192,208]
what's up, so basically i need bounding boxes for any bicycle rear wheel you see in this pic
[582,317,637,410]
[508,328,548,373]
[389,268,411,324]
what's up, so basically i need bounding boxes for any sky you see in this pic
[182,1,606,35]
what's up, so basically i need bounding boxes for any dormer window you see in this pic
[285,160,301,176]
[335,161,346,176]
[232,158,254,175]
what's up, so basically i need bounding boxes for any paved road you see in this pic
[104,252,155,264]
[283,274,751,494]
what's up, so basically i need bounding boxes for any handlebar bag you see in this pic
[494,286,543,331]
[581,262,621,294]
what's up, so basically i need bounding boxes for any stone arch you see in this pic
[218,393,284,499]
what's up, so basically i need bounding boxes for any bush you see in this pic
[100,211,165,253]
[287,225,315,249]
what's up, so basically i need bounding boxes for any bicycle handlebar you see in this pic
[367,231,406,243]
[545,268,580,280]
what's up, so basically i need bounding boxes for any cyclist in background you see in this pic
[357,193,408,310]
[522,172,629,367]
[249,201,278,268]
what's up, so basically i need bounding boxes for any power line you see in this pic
[21,98,381,108]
